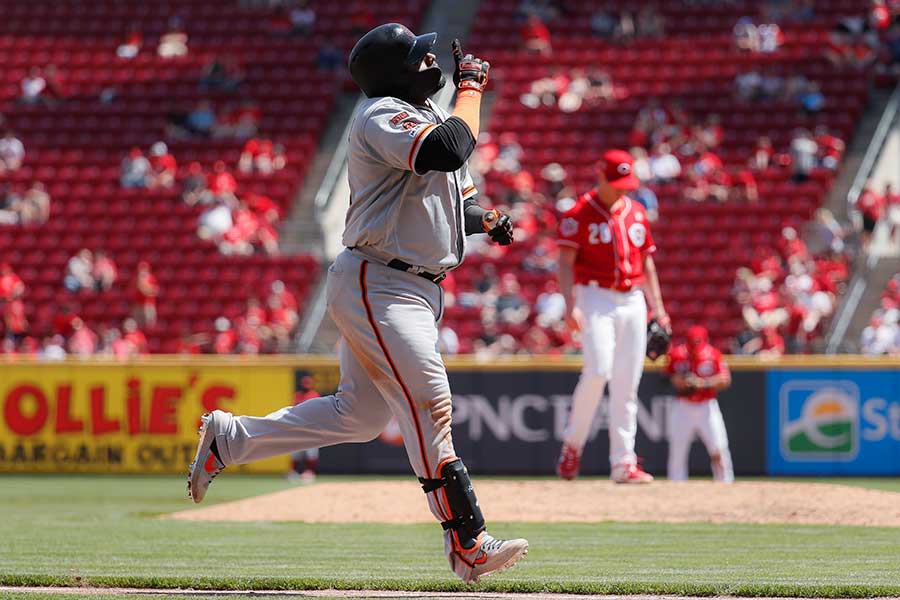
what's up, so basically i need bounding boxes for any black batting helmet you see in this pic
[348,23,446,104]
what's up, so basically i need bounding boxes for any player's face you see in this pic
[597,172,626,204]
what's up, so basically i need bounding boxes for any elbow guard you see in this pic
[414,117,476,173]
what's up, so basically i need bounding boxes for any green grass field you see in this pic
[1,475,900,598]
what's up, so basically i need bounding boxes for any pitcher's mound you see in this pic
[167,480,900,527]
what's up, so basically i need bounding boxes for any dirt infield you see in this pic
[167,480,900,527]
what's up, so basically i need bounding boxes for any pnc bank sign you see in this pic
[451,393,675,443]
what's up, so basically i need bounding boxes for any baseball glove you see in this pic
[645,318,671,361]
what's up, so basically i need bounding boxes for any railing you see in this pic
[825,83,900,354]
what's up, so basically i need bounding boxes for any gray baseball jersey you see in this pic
[344,97,477,273]
[210,95,480,534]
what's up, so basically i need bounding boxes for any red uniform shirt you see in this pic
[557,191,655,291]
[665,342,728,403]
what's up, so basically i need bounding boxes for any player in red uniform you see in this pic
[556,149,670,483]
[664,326,733,482]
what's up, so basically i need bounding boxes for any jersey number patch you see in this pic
[588,223,611,245]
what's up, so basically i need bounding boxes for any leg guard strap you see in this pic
[417,458,485,549]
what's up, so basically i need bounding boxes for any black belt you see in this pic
[387,259,446,284]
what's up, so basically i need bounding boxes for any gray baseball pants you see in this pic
[212,248,458,523]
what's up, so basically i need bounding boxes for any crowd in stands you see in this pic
[733,216,850,356]
[519,68,619,112]
[854,181,900,254]
[0,181,50,225]
[0,250,303,356]
[176,280,300,355]
[860,273,900,354]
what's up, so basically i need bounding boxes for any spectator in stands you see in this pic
[649,143,681,183]
[267,294,298,350]
[757,23,784,53]
[734,17,760,52]
[40,335,68,361]
[857,182,885,254]
[438,325,460,355]
[68,317,98,356]
[535,279,565,328]
[133,261,159,327]
[522,14,552,55]
[52,303,79,338]
[634,185,659,221]
[121,317,149,355]
[116,24,143,59]
[148,142,177,189]
[213,316,238,354]
[19,68,47,105]
[92,250,117,292]
[217,99,260,140]
[239,138,282,174]
[42,64,65,101]
[860,314,896,354]
[290,0,316,35]
[883,19,900,75]
[825,17,878,69]
[185,100,217,138]
[158,17,189,58]
[0,184,19,224]
[208,160,238,203]
[494,275,530,325]
[316,43,343,72]
[885,183,900,244]
[0,131,25,173]
[0,262,25,302]
[270,279,298,313]
[814,126,845,170]
[63,249,95,293]
[197,198,235,242]
[790,129,818,182]
[636,4,665,38]
[20,182,50,224]
[591,9,620,39]
[182,161,213,205]
[199,56,245,94]
[760,327,786,357]
[120,147,151,188]
[4,293,27,344]
[749,136,774,170]
[797,82,825,115]
[216,204,255,256]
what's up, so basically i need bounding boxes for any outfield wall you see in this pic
[0,356,897,476]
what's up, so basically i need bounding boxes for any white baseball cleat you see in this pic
[611,462,654,484]
[445,531,529,584]
[187,411,227,503]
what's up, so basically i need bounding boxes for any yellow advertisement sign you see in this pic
[0,362,296,473]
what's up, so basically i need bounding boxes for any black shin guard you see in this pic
[419,458,486,549]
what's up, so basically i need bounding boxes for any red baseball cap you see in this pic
[597,149,640,190]
[686,325,709,345]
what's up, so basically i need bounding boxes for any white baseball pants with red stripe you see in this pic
[562,284,647,468]
[213,248,457,524]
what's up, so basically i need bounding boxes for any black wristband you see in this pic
[463,197,487,235]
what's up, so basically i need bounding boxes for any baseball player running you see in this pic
[555,149,670,483]
[665,326,734,482]
[187,23,528,584]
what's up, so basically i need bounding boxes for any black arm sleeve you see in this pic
[414,116,476,174]
[463,197,487,235]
